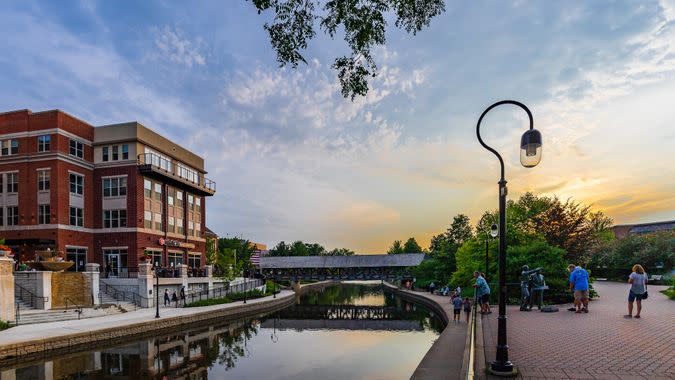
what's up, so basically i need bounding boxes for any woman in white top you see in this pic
[625,264,647,319]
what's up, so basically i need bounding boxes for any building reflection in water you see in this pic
[2,284,443,380]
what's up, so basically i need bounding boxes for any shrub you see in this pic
[0,320,11,331]
[185,297,232,307]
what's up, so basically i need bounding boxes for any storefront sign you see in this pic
[158,238,195,249]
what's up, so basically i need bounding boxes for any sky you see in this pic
[1,0,674,253]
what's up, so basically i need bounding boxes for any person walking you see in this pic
[180,286,186,306]
[171,291,178,307]
[429,281,436,294]
[568,264,590,313]
[473,271,492,314]
[625,264,648,319]
[463,297,472,323]
[452,294,463,322]
[164,289,170,307]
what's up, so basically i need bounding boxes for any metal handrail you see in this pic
[100,280,148,309]
[184,278,264,306]
[14,282,48,309]
[137,152,216,191]
[64,297,83,319]
[466,291,478,379]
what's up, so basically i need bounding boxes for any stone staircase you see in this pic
[14,304,125,325]
[14,297,35,311]
[99,292,137,312]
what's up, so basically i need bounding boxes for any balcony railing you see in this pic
[137,153,216,194]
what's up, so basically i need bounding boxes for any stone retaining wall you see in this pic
[0,293,295,362]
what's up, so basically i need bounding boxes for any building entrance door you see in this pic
[105,253,120,277]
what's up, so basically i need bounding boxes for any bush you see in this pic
[0,320,12,330]
[185,297,232,307]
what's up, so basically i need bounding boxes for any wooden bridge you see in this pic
[259,254,425,281]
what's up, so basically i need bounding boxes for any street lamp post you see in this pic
[486,223,498,282]
[476,100,542,374]
[155,267,160,318]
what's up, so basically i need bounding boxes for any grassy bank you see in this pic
[185,283,278,308]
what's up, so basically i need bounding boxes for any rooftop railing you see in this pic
[137,152,216,193]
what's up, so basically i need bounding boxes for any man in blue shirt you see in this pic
[473,271,492,314]
[568,264,590,313]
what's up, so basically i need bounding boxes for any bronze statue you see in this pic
[519,265,543,311]
[529,271,548,310]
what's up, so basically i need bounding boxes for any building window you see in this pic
[168,252,184,267]
[1,140,19,156]
[195,197,201,213]
[6,206,19,225]
[176,218,184,235]
[69,140,84,158]
[146,250,162,267]
[102,146,109,161]
[144,211,152,229]
[104,209,127,228]
[188,254,201,269]
[144,179,152,198]
[69,207,83,227]
[168,216,175,233]
[0,175,3,194]
[38,170,50,191]
[38,135,51,152]
[122,144,129,160]
[187,194,194,207]
[66,248,87,272]
[103,249,128,276]
[6,173,18,193]
[188,221,194,237]
[0,208,3,226]
[194,223,201,237]
[167,187,175,206]
[154,212,162,230]
[112,145,119,161]
[69,173,84,195]
[176,191,184,208]
[38,204,50,224]
[103,177,127,197]
[153,183,162,201]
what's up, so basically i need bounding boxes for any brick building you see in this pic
[0,109,215,275]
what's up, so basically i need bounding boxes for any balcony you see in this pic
[137,153,216,196]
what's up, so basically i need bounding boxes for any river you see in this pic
[7,282,445,380]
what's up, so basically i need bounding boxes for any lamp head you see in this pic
[520,129,542,168]
[490,223,499,238]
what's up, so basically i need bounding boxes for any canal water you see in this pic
[7,282,445,380]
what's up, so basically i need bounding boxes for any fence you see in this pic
[184,279,264,305]
[99,281,152,309]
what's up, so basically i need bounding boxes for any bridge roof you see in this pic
[259,253,424,269]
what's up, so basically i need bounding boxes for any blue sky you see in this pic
[1,0,674,252]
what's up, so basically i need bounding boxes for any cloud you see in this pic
[152,26,206,67]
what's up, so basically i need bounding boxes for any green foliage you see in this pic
[0,320,10,330]
[185,289,269,307]
[589,231,674,280]
[268,240,354,256]
[403,237,422,253]
[387,240,404,254]
[185,297,233,307]
[205,236,217,265]
[249,0,445,99]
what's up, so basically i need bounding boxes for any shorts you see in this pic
[628,291,644,302]
[481,294,490,304]
[574,290,589,301]
[453,309,461,315]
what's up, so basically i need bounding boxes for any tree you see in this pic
[306,242,326,256]
[249,0,446,99]
[326,247,355,256]
[387,240,404,254]
[446,214,473,247]
[403,237,422,253]
[291,240,309,256]
[205,236,217,265]
[268,241,291,256]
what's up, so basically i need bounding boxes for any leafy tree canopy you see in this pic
[387,240,404,254]
[403,237,423,253]
[249,0,445,99]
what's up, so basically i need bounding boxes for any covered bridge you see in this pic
[259,253,425,281]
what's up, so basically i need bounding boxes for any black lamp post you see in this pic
[486,223,498,281]
[155,267,160,318]
[476,100,542,374]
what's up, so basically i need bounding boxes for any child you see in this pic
[452,294,463,322]
[463,297,472,323]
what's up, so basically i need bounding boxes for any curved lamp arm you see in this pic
[476,100,534,181]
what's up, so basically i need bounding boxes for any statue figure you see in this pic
[528,271,548,310]
[519,265,543,311]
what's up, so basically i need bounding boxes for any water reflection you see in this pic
[6,283,444,380]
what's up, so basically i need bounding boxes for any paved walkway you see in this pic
[388,286,468,380]
[0,290,294,347]
[483,281,675,379]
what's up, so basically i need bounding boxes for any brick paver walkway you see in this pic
[483,281,675,379]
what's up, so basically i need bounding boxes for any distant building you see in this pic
[249,242,267,251]
[204,226,218,253]
[611,220,675,239]
[0,109,216,274]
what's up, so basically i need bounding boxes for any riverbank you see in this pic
[0,289,296,362]
[384,283,468,380]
